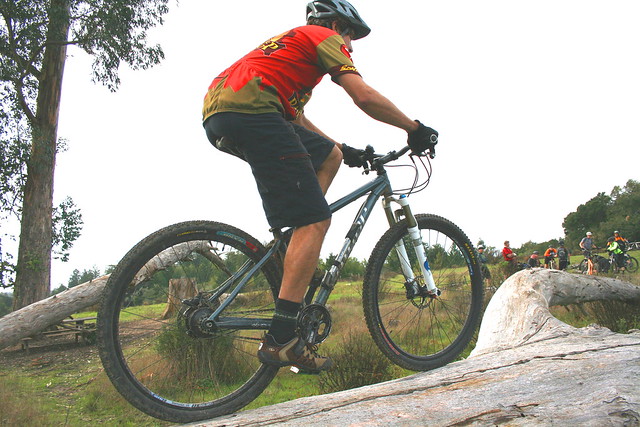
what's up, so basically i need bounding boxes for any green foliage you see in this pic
[563,180,640,250]
[319,253,367,280]
[52,197,83,262]
[0,291,12,317]
[0,0,171,294]
[50,284,67,296]
[67,266,101,288]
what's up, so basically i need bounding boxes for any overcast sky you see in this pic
[44,0,640,288]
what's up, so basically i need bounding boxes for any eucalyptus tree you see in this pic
[0,0,170,309]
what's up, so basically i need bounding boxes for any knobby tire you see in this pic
[97,221,281,423]
[362,214,484,371]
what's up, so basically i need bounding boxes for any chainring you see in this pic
[297,303,332,345]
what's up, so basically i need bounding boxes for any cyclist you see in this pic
[477,245,491,285]
[502,241,517,275]
[613,231,628,252]
[579,232,597,254]
[606,237,625,271]
[543,245,558,269]
[201,0,438,372]
[580,232,598,275]
[557,240,570,270]
[528,251,540,268]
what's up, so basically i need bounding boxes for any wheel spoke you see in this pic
[99,222,281,422]
[363,214,483,371]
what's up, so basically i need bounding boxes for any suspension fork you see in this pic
[382,194,440,295]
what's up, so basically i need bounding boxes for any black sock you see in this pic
[269,298,301,344]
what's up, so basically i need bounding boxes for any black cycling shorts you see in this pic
[203,112,334,229]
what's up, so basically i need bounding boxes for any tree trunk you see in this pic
[13,0,71,310]
[160,278,198,319]
[194,269,640,426]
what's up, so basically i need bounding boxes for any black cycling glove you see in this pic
[341,144,367,168]
[407,121,438,156]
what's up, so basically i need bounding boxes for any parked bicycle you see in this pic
[626,241,640,251]
[579,251,638,274]
[578,251,604,275]
[546,255,557,270]
[97,144,484,423]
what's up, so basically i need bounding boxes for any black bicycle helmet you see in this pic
[306,0,371,40]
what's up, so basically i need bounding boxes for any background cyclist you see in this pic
[613,230,628,252]
[580,231,598,274]
[557,240,570,270]
[202,0,438,372]
[580,232,597,256]
[543,245,557,269]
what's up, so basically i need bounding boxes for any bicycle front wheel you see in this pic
[626,256,639,273]
[363,214,484,371]
[97,221,281,423]
[578,258,589,274]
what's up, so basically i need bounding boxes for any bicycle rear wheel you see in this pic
[363,214,484,371]
[97,221,281,423]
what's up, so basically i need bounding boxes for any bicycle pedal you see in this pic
[290,366,321,375]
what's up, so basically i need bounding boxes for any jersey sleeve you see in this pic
[314,34,361,82]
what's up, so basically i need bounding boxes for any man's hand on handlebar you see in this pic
[407,120,438,158]
[341,144,368,168]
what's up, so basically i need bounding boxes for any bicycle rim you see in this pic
[363,214,484,371]
[97,221,281,423]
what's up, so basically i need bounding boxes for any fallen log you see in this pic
[0,240,214,350]
[0,275,109,350]
[471,268,640,357]
[192,269,640,426]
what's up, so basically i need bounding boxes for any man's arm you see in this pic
[335,73,419,133]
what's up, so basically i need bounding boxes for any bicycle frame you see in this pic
[204,163,438,330]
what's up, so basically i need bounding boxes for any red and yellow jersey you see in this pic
[202,25,360,122]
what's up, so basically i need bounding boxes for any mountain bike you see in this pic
[624,253,639,272]
[97,144,484,423]
[606,252,639,273]
[578,250,601,274]
[545,255,557,269]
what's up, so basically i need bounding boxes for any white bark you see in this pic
[471,268,640,357]
[192,269,640,426]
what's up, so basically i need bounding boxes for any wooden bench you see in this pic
[20,316,97,352]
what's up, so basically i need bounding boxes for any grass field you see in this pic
[0,265,638,426]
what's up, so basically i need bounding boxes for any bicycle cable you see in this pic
[388,153,433,196]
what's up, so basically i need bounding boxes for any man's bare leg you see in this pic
[316,144,342,194]
[278,218,331,302]
[258,145,342,369]
[279,144,341,297]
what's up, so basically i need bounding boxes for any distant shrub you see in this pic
[587,300,640,333]
[319,329,393,394]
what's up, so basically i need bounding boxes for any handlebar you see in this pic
[361,144,429,174]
